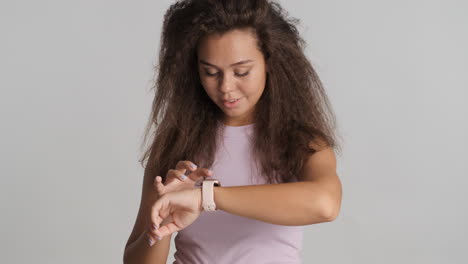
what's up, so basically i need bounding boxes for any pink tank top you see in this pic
[173,123,304,263]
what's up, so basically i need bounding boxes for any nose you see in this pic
[218,73,234,94]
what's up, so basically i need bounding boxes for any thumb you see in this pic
[154,176,165,193]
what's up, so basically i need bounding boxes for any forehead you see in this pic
[197,29,262,63]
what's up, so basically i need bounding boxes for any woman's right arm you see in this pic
[123,165,172,264]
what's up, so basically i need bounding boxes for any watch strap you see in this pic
[202,179,221,212]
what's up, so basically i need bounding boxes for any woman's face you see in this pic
[197,29,267,126]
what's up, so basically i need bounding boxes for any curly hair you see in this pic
[139,0,342,184]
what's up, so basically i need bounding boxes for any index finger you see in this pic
[175,160,197,172]
[175,161,198,180]
[192,167,214,180]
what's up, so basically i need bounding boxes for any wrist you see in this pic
[196,187,203,212]
[213,185,220,211]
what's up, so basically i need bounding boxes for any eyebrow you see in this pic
[199,59,253,69]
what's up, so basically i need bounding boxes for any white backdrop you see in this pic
[1,0,467,263]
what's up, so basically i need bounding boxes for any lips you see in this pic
[222,97,241,103]
[223,99,238,102]
[222,97,242,108]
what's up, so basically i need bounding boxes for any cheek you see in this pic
[200,74,216,88]
[245,72,266,95]
[202,81,216,96]
[244,81,265,98]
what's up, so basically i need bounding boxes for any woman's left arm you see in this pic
[214,145,342,226]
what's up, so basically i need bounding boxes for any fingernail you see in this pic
[181,174,187,180]
[148,236,155,246]
[191,164,197,169]
[152,224,158,230]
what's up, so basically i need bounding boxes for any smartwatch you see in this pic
[201,179,221,212]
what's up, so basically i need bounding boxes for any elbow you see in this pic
[322,205,339,222]
[319,195,341,222]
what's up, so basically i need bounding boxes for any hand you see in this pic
[147,188,203,244]
[153,160,213,197]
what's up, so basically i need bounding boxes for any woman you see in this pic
[124,0,343,263]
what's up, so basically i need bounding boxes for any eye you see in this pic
[235,71,249,77]
[203,70,250,78]
[204,71,218,77]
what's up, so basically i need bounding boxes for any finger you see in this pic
[176,160,198,171]
[153,175,161,187]
[147,214,164,246]
[150,196,172,236]
[146,229,160,247]
[175,160,198,178]
[167,169,187,182]
[154,176,165,194]
[154,221,182,239]
[193,168,214,181]
[149,207,165,241]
